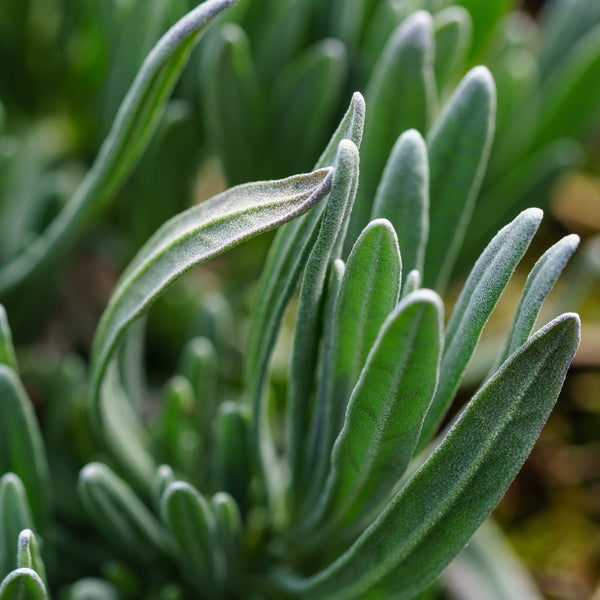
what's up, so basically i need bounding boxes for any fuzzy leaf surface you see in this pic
[275,313,579,599]
[0,0,239,295]
[0,568,47,600]
[90,167,333,423]
[350,11,435,246]
[418,208,543,448]
[371,129,429,279]
[424,66,496,292]
[309,290,443,542]
[495,233,579,368]
[288,140,359,491]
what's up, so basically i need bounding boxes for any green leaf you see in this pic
[214,402,250,514]
[303,290,443,546]
[243,93,364,502]
[532,21,600,149]
[201,23,263,184]
[0,568,47,600]
[402,269,421,298]
[274,313,579,600]
[97,363,156,492]
[89,166,334,430]
[0,474,36,578]
[423,66,496,292]
[301,220,402,517]
[78,462,167,564]
[271,39,348,176]
[16,531,47,590]
[371,129,429,279]
[161,481,220,597]
[287,140,359,492]
[433,6,472,94]
[0,0,240,296]
[156,376,202,478]
[350,10,436,248]
[445,520,544,600]
[0,367,50,533]
[0,305,17,373]
[494,234,580,368]
[210,493,242,593]
[418,208,543,448]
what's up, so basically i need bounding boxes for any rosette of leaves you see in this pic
[0,1,583,599]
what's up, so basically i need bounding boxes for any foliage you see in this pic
[0,0,591,599]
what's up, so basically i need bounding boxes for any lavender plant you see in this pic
[0,1,584,599]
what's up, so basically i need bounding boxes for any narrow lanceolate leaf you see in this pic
[433,6,472,95]
[418,208,543,448]
[214,402,250,514]
[0,366,50,533]
[494,234,580,368]
[98,363,156,492]
[403,269,421,297]
[288,141,359,492]
[201,24,263,184]
[301,259,345,512]
[271,39,348,176]
[350,11,435,247]
[309,219,402,504]
[275,313,580,600]
[0,305,18,372]
[533,22,600,149]
[16,531,47,589]
[424,66,496,292]
[89,167,333,424]
[243,95,364,506]
[371,129,429,279]
[161,482,220,598]
[0,568,48,600]
[303,290,443,545]
[78,463,167,564]
[244,93,365,409]
[0,0,240,296]
[210,493,243,593]
[0,474,36,578]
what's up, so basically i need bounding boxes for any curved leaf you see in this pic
[494,233,580,368]
[424,66,496,292]
[275,313,579,599]
[371,129,429,279]
[350,11,435,247]
[0,305,17,372]
[0,367,50,532]
[161,481,219,597]
[418,208,543,448]
[0,568,47,600]
[304,290,443,545]
[78,462,167,564]
[287,140,359,491]
[0,0,240,296]
[90,167,334,425]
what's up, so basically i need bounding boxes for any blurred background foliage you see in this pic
[0,0,599,598]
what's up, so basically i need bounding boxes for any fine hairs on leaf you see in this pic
[0,2,589,599]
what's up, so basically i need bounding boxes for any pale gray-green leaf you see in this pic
[90,167,333,424]
[0,0,240,295]
[0,568,47,600]
[418,208,543,449]
[424,66,496,292]
[274,313,579,600]
[349,11,435,248]
[305,290,443,545]
[371,129,429,279]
